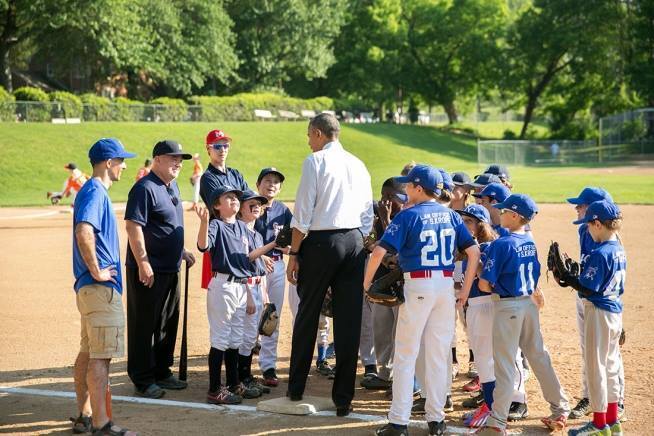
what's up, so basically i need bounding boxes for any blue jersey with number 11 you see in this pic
[379,201,475,272]
[480,233,540,297]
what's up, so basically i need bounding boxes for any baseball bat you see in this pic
[179,261,190,381]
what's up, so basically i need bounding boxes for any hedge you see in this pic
[111,97,145,122]
[13,86,50,121]
[0,86,15,121]
[80,94,113,121]
[50,91,82,118]
[149,97,188,121]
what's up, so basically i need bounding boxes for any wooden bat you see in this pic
[179,261,190,381]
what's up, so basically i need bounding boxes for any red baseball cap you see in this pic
[206,129,232,145]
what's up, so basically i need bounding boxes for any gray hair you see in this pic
[309,113,340,138]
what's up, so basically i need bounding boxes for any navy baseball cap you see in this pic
[457,204,491,224]
[451,172,472,186]
[473,182,511,203]
[395,164,443,193]
[88,138,136,165]
[470,173,502,188]
[484,164,510,180]
[438,169,455,192]
[257,167,285,184]
[567,187,614,205]
[573,200,621,225]
[493,193,539,221]
[209,185,243,206]
[240,189,268,205]
[152,140,192,160]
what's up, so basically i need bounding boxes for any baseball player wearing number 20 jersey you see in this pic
[364,165,480,436]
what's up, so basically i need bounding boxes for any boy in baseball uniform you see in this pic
[364,164,480,436]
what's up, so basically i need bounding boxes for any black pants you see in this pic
[288,228,366,407]
[126,267,180,390]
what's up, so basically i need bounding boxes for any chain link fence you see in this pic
[599,108,654,160]
[478,139,603,165]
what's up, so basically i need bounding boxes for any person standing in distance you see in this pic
[286,113,374,417]
[125,140,196,399]
[70,138,137,435]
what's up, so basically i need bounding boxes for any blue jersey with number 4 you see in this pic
[480,233,540,297]
[578,240,626,313]
[379,201,475,272]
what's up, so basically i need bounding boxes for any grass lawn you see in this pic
[435,120,550,139]
[0,121,651,206]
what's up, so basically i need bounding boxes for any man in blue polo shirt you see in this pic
[125,140,196,399]
[71,138,137,435]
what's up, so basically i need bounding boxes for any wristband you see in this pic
[289,250,299,256]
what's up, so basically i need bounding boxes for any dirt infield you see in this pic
[1,203,652,435]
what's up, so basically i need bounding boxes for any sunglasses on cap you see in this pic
[166,187,180,206]
[211,143,230,151]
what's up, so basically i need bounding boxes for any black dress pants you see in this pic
[126,267,180,390]
[288,228,366,407]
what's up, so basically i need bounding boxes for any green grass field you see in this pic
[0,122,652,206]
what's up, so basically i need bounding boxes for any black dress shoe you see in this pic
[336,404,353,417]
[286,391,302,401]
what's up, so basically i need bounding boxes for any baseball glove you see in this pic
[619,329,626,346]
[366,268,405,307]
[258,303,279,337]
[275,225,293,248]
[547,241,579,286]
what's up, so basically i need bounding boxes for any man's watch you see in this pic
[289,250,299,256]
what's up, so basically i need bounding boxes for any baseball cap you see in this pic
[470,173,502,188]
[152,140,192,160]
[483,164,510,180]
[240,189,268,205]
[567,187,614,205]
[573,200,621,225]
[64,162,77,170]
[206,129,232,145]
[395,164,443,193]
[257,167,286,184]
[457,204,491,224]
[88,138,137,165]
[493,193,539,221]
[451,172,472,186]
[472,182,511,203]
[209,185,243,206]
[438,169,454,192]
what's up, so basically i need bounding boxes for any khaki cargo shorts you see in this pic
[76,284,125,359]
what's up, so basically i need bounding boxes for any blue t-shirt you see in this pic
[465,241,491,299]
[378,201,475,272]
[247,228,268,276]
[254,200,293,257]
[493,224,511,238]
[199,164,249,209]
[73,178,123,293]
[481,232,541,297]
[203,218,254,279]
[125,172,185,273]
[578,240,626,313]
[578,224,597,268]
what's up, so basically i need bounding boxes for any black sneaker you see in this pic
[411,397,425,414]
[375,423,409,436]
[361,374,392,390]
[444,395,453,412]
[462,392,484,409]
[135,383,165,399]
[428,420,446,435]
[316,360,335,379]
[507,402,529,421]
[569,397,591,419]
[156,375,188,390]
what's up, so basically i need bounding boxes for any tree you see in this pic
[625,0,654,107]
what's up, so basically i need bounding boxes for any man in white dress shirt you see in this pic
[286,113,374,416]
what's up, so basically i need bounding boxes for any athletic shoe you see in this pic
[507,402,529,421]
[325,342,335,359]
[618,403,626,422]
[474,426,506,435]
[375,423,409,436]
[567,421,611,435]
[316,360,335,377]
[463,376,481,392]
[452,362,459,381]
[444,394,453,412]
[428,420,446,435]
[244,376,270,394]
[411,397,426,414]
[262,368,279,387]
[569,398,591,419]
[609,420,623,436]
[364,364,378,378]
[541,413,567,431]
[156,375,188,390]
[207,387,242,404]
[467,361,479,378]
[135,383,165,399]
[361,374,392,390]
[231,382,261,399]
[462,392,484,409]
[69,414,92,434]
[463,403,491,428]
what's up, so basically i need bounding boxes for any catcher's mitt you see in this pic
[366,268,405,307]
[321,287,333,318]
[275,225,292,248]
[619,329,626,346]
[258,303,279,336]
[547,241,579,286]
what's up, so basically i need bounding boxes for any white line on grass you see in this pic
[0,211,59,220]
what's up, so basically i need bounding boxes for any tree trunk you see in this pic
[0,43,11,92]
[0,0,18,93]
[519,94,537,139]
[443,100,458,124]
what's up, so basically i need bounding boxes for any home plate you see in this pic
[256,395,335,415]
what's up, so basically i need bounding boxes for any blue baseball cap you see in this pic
[573,200,621,225]
[457,204,491,224]
[88,138,136,165]
[470,173,502,188]
[484,164,510,180]
[209,185,243,206]
[395,164,443,193]
[567,187,614,205]
[240,189,268,205]
[257,167,285,184]
[438,169,454,192]
[473,182,511,203]
[451,171,472,186]
[493,193,539,221]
